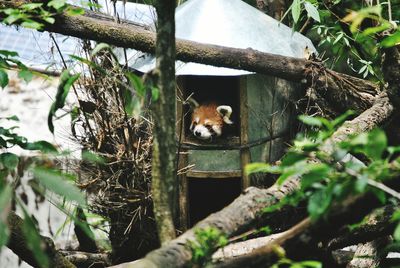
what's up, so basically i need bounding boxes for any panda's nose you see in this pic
[194,130,201,137]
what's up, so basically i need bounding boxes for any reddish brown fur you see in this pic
[191,103,223,128]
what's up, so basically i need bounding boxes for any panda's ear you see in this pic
[217,105,233,124]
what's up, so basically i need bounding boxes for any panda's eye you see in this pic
[190,122,197,131]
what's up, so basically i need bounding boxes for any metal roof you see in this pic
[132,0,316,76]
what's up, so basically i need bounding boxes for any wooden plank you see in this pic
[177,77,189,231]
[178,151,189,231]
[186,170,242,178]
[187,150,241,172]
[176,77,186,140]
[240,76,251,189]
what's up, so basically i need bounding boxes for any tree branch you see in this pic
[347,236,392,268]
[6,211,76,268]
[0,0,380,114]
[111,93,393,268]
[60,250,111,267]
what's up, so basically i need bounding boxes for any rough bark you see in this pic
[210,191,386,268]
[6,211,76,268]
[327,205,398,251]
[211,218,312,268]
[212,233,284,261]
[150,0,177,243]
[212,205,398,263]
[382,45,400,107]
[347,236,392,268]
[110,94,393,268]
[0,0,380,114]
[60,250,111,267]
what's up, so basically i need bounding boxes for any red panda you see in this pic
[189,98,233,140]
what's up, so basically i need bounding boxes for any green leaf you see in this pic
[66,7,85,16]
[301,163,331,189]
[48,0,67,10]
[0,184,12,248]
[69,55,107,75]
[331,110,355,127]
[21,20,44,30]
[292,0,301,24]
[125,72,146,97]
[277,160,308,185]
[0,69,9,89]
[82,150,105,164]
[381,30,400,48]
[245,162,271,175]
[281,152,307,167]
[370,188,386,204]
[366,129,387,160]
[298,115,323,127]
[0,50,18,57]
[391,210,400,222]
[42,16,56,24]
[151,87,159,101]
[5,115,19,121]
[21,3,43,10]
[304,1,320,22]
[355,175,368,193]
[91,43,111,57]
[388,146,400,156]
[33,167,86,206]
[0,152,19,169]
[23,141,58,153]
[394,223,400,241]
[308,187,332,220]
[48,70,80,133]
[297,260,322,268]
[3,13,25,25]
[18,69,33,83]
[21,210,50,268]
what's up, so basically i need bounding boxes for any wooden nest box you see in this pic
[132,0,316,229]
[177,74,302,228]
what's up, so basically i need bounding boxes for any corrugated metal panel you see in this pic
[132,0,316,76]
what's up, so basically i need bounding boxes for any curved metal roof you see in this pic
[132,0,316,76]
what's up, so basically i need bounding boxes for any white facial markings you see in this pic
[212,125,222,136]
[193,125,212,139]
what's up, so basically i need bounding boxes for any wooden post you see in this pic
[239,77,251,189]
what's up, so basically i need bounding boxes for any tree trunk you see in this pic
[150,0,177,244]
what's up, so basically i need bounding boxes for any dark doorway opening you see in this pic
[187,177,241,226]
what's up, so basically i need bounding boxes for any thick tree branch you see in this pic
[347,236,392,268]
[212,205,398,263]
[111,93,393,268]
[327,205,398,251]
[0,0,380,114]
[212,218,312,268]
[60,250,111,267]
[7,211,76,268]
